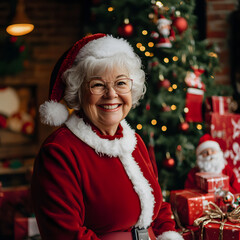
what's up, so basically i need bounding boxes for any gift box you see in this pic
[177,225,200,240]
[14,217,40,240]
[205,96,232,115]
[0,186,33,239]
[205,113,240,184]
[195,172,229,193]
[193,201,240,240]
[202,221,240,240]
[170,189,215,226]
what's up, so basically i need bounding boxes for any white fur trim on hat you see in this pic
[76,35,135,61]
[196,140,221,156]
[157,231,184,240]
[39,100,69,126]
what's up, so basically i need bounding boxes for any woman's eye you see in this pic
[90,81,105,88]
[116,80,127,86]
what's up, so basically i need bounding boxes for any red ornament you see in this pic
[146,103,150,111]
[223,192,234,204]
[10,36,17,43]
[173,17,188,34]
[162,157,175,169]
[176,145,182,151]
[179,121,189,131]
[19,45,25,53]
[158,79,171,89]
[118,23,134,37]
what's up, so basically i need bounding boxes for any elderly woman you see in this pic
[31,34,183,240]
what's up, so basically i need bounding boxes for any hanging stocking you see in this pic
[185,88,204,122]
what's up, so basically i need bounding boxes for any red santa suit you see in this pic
[31,113,181,240]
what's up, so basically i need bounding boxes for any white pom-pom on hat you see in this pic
[39,100,69,127]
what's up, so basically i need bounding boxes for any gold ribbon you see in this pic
[193,201,240,240]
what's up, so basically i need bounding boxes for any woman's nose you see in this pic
[103,86,117,98]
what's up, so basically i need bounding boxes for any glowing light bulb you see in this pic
[108,7,114,12]
[137,124,143,130]
[196,124,202,130]
[151,119,157,125]
[142,30,148,35]
[162,126,167,131]
[136,43,142,48]
[164,58,169,63]
[145,52,151,57]
[173,56,178,61]
[148,42,154,47]
[172,84,177,89]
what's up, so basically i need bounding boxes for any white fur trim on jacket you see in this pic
[65,113,155,229]
[157,231,184,240]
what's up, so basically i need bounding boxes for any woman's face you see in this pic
[81,67,132,135]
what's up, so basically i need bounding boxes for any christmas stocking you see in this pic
[185,88,204,122]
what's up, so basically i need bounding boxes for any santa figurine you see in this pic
[184,133,240,193]
[151,15,175,48]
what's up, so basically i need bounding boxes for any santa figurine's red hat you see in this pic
[196,133,221,156]
[39,33,136,126]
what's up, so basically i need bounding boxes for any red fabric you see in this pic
[185,88,204,122]
[184,165,240,194]
[14,218,28,240]
[31,125,176,240]
[198,133,214,146]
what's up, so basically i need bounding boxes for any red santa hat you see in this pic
[196,133,221,156]
[39,33,136,126]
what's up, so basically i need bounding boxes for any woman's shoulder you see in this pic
[42,125,78,146]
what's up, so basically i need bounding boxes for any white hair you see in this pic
[62,35,146,110]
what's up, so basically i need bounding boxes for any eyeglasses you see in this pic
[88,78,133,95]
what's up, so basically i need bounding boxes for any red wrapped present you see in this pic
[0,186,33,239]
[202,221,240,240]
[195,172,229,193]
[177,225,200,240]
[14,217,40,240]
[205,96,233,115]
[205,113,240,185]
[170,189,215,226]
[194,201,240,240]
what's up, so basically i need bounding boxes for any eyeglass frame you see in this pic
[87,78,133,95]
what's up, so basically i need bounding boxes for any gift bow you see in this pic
[194,201,240,240]
[194,201,240,225]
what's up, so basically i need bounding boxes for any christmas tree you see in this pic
[84,0,233,194]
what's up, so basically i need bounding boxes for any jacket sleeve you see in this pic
[31,142,100,240]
